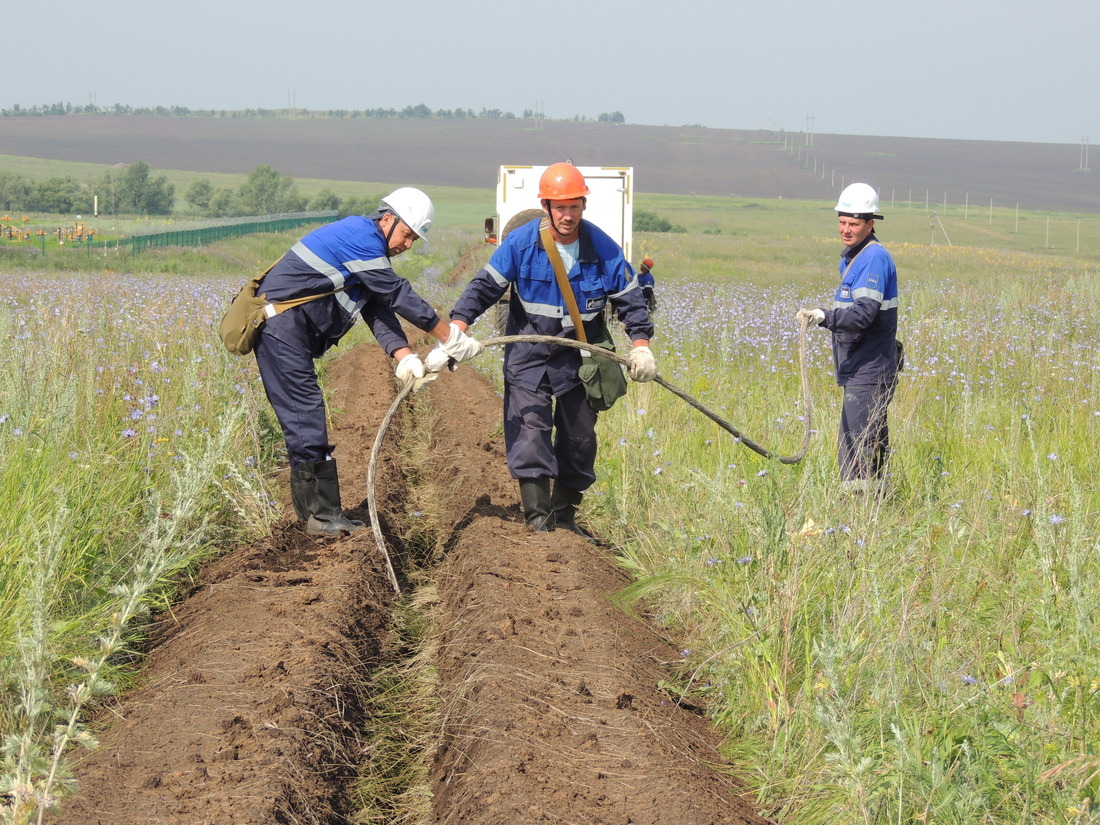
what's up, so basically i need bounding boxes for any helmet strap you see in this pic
[382,211,400,248]
[541,199,562,237]
[542,198,584,239]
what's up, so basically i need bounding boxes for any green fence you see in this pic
[121,211,339,254]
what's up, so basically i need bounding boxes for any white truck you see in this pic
[484,164,634,261]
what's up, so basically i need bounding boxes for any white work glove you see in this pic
[426,323,484,372]
[395,353,425,383]
[424,346,453,374]
[797,308,825,326]
[628,345,657,383]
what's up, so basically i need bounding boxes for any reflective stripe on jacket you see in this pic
[259,215,440,356]
[824,235,899,386]
[451,218,653,394]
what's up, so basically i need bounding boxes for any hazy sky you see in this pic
[7,0,1097,146]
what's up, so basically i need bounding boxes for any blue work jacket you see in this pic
[823,235,899,386]
[451,218,653,394]
[259,215,440,357]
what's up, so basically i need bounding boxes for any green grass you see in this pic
[576,230,1100,823]
[0,267,282,820]
[386,200,1100,822]
[1,189,1099,823]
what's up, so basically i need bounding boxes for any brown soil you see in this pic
[51,340,775,825]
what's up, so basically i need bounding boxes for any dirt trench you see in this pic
[51,341,774,825]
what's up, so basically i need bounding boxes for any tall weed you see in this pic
[593,236,1100,824]
[0,272,279,822]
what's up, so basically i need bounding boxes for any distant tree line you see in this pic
[183,165,381,218]
[0,161,174,215]
[0,102,626,124]
[0,162,384,219]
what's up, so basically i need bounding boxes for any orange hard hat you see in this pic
[642,257,655,269]
[539,163,590,200]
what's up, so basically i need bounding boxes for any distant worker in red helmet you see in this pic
[637,256,657,312]
[435,162,656,539]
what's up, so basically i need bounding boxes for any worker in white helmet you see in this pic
[255,188,484,537]
[797,182,901,495]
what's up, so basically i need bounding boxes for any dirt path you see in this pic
[52,342,774,825]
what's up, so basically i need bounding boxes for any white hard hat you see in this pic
[381,187,434,237]
[835,182,883,220]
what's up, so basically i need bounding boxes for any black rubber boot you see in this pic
[551,483,598,544]
[296,459,365,537]
[289,466,313,522]
[518,478,555,532]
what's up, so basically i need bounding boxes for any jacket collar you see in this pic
[842,231,878,262]
[536,220,597,263]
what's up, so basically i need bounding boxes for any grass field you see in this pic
[410,209,1100,823]
[3,157,1100,270]
[0,260,283,818]
[580,234,1100,824]
[1,176,1099,822]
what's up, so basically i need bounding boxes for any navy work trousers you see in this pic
[838,382,895,482]
[503,377,598,491]
[253,317,334,467]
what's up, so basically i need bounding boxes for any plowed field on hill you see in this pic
[2,115,1094,210]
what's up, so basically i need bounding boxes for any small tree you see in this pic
[185,179,214,212]
[338,194,381,218]
[0,171,31,211]
[308,188,341,211]
[634,209,686,233]
[237,165,304,215]
[208,187,239,217]
[109,161,175,215]
[30,177,89,214]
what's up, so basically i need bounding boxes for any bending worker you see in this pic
[798,182,900,494]
[255,188,483,537]
[432,163,656,538]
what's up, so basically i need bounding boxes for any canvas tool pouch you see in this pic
[218,261,344,356]
[219,273,273,356]
[540,219,628,412]
[577,316,628,412]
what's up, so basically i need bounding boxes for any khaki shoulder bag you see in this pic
[218,259,346,356]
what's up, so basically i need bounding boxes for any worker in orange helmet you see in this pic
[433,162,656,540]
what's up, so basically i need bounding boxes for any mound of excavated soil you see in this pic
[51,341,774,825]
